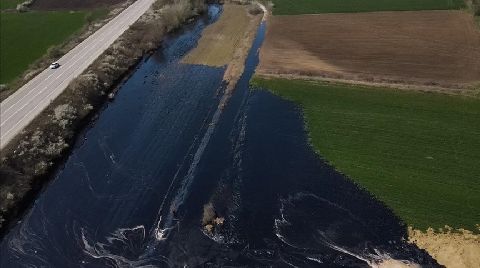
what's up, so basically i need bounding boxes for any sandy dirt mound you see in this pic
[409,226,480,268]
[32,0,126,10]
[257,10,480,89]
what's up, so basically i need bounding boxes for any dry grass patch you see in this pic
[257,10,480,90]
[182,4,252,66]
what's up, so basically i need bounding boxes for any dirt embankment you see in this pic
[409,227,480,268]
[257,10,480,92]
[0,0,207,236]
[182,2,262,90]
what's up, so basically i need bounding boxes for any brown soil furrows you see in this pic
[257,10,480,88]
[32,0,127,10]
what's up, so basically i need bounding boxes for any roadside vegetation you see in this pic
[471,0,480,26]
[252,77,480,232]
[271,0,466,15]
[0,0,206,235]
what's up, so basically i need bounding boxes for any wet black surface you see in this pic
[1,5,440,267]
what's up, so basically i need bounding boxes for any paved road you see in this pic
[0,0,155,149]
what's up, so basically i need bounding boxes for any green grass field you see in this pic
[272,0,466,15]
[0,0,23,10]
[0,10,107,85]
[252,77,480,231]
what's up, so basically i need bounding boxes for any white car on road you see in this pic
[49,62,60,69]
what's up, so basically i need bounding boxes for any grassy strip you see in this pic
[252,77,480,231]
[182,4,252,66]
[0,11,102,84]
[271,0,465,15]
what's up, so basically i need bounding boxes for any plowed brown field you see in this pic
[257,11,480,88]
[32,0,126,10]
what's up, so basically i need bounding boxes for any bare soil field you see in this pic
[257,10,480,89]
[32,0,126,10]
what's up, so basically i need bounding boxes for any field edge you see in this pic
[250,75,480,233]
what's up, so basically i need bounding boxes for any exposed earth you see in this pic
[409,227,480,268]
[257,10,480,89]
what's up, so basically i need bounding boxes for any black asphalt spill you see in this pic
[1,5,440,267]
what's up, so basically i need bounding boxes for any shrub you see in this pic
[16,4,29,12]
[46,46,62,60]
[53,104,77,129]
[474,0,480,16]
[161,0,193,31]
[16,0,34,12]
[248,3,263,15]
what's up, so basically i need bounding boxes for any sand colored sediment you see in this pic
[183,4,254,67]
[408,226,480,268]
[258,10,480,89]
[375,259,421,268]
[183,3,261,91]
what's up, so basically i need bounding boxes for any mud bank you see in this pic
[0,0,207,236]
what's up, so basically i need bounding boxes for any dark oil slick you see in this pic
[1,5,439,267]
